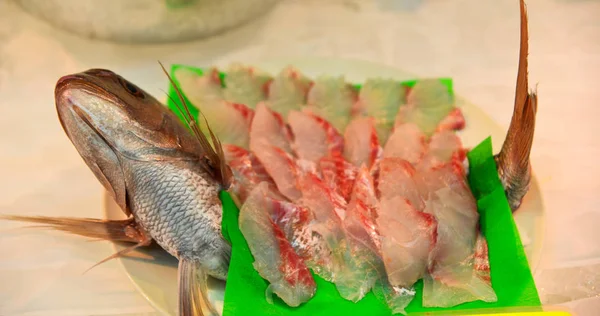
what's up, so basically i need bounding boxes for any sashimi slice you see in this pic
[288,110,344,163]
[343,117,382,169]
[253,144,302,201]
[394,79,455,137]
[223,64,272,108]
[306,76,357,132]
[419,166,497,307]
[377,197,437,288]
[173,66,223,107]
[223,144,275,203]
[239,183,316,307]
[378,158,425,210]
[319,155,358,202]
[296,173,347,281]
[267,66,312,117]
[337,166,382,301]
[249,102,294,154]
[199,100,254,148]
[435,108,466,132]
[356,78,406,143]
[419,130,467,173]
[382,123,426,165]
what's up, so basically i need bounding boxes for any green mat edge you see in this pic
[165,64,541,315]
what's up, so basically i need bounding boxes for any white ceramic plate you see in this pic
[104,57,546,316]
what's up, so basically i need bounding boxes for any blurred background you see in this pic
[1,0,599,315]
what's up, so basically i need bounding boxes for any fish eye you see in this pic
[118,77,145,99]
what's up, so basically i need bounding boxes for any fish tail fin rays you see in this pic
[496,0,538,211]
[159,61,233,191]
[0,215,147,243]
[178,258,219,316]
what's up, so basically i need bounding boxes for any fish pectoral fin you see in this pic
[84,237,152,274]
[178,259,219,316]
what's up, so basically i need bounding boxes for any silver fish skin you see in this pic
[54,68,231,280]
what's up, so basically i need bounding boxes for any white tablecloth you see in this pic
[1,0,599,315]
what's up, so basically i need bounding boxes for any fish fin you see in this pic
[178,259,219,316]
[495,0,537,211]
[83,237,152,274]
[0,215,148,243]
[159,62,233,190]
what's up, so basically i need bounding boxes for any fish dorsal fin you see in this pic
[159,62,232,190]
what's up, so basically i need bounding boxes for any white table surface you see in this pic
[1,0,599,315]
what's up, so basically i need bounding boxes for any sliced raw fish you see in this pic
[295,173,347,281]
[343,117,382,169]
[223,144,275,203]
[378,158,425,210]
[377,197,437,288]
[382,123,426,165]
[223,64,272,108]
[419,130,467,172]
[306,76,357,132]
[173,66,223,107]
[267,66,312,117]
[419,165,497,307]
[239,183,316,307]
[356,78,406,143]
[250,102,294,154]
[435,108,466,132]
[288,110,344,163]
[394,79,455,137]
[253,144,302,201]
[319,155,358,202]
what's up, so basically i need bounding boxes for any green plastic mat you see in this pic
[165,64,541,315]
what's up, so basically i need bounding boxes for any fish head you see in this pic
[54,68,203,162]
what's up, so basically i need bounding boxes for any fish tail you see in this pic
[0,214,146,243]
[495,0,538,211]
[178,258,218,316]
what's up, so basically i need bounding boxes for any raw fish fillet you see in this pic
[267,67,312,117]
[383,123,426,165]
[435,108,466,132]
[343,117,383,169]
[319,155,358,202]
[418,164,497,307]
[223,64,272,108]
[419,130,467,172]
[223,144,275,203]
[250,102,294,154]
[378,158,425,210]
[296,173,348,281]
[239,183,317,307]
[306,76,357,132]
[173,66,223,107]
[253,144,302,201]
[394,79,455,137]
[355,78,406,143]
[288,110,344,163]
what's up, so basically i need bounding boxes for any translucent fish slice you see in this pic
[223,144,275,203]
[435,108,466,133]
[419,130,467,173]
[343,117,383,169]
[382,123,426,165]
[222,63,272,109]
[319,155,358,202]
[253,144,302,202]
[419,165,497,307]
[267,66,312,118]
[250,102,294,154]
[306,75,357,132]
[239,183,317,307]
[394,79,455,137]
[378,158,425,210]
[355,78,406,143]
[288,110,344,163]
[173,66,223,107]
